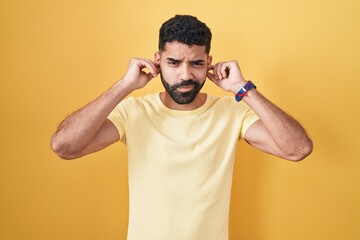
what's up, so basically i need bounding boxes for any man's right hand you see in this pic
[122,58,160,90]
[51,57,160,159]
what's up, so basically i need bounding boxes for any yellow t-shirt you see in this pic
[108,93,259,240]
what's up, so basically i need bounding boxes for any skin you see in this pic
[206,58,313,161]
[51,41,312,161]
[154,42,211,110]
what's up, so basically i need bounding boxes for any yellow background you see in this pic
[1,0,359,239]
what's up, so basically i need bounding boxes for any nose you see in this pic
[180,64,193,80]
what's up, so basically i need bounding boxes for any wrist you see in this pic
[230,81,247,94]
[114,79,137,95]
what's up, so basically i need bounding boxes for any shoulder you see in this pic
[206,94,250,112]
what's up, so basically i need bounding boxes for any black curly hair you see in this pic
[159,15,212,54]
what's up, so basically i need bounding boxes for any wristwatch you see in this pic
[235,81,256,102]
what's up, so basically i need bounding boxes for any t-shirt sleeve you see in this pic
[107,98,133,143]
[239,105,260,139]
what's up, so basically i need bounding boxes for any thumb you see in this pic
[147,71,157,80]
[207,72,219,85]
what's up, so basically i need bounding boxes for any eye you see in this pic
[168,60,178,65]
[191,61,205,67]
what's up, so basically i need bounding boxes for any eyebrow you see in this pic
[167,58,181,63]
[166,58,205,64]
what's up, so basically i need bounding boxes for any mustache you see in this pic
[173,80,198,89]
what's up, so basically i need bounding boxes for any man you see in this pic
[51,15,312,240]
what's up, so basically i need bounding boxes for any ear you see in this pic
[207,55,212,65]
[154,52,161,63]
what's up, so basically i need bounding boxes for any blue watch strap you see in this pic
[235,81,256,102]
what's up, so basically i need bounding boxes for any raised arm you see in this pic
[51,58,159,159]
[207,61,313,161]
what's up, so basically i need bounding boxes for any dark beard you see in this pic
[160,74,205,104]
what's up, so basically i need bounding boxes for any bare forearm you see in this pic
[207,60,312,160]
[51,58,159,159]
[51,80,133,156]
[243,89,313,160]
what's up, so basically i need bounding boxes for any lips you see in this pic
[177,84,195,92]
[175,80,196,92]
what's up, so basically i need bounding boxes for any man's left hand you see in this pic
[207,60,247,94]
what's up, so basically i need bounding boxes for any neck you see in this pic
[160,92,207,111]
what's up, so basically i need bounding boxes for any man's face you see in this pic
[156,41,212,104]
